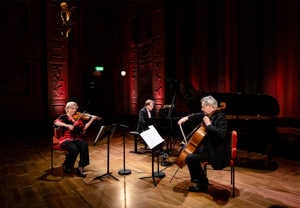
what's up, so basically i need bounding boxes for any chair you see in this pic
[203,130,238,197]
[50,126,67,175]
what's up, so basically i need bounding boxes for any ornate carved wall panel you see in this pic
[128,42,138,114]
[126,8,166,114]
[46,1,69,118]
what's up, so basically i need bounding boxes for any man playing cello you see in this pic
[177,95,229,192]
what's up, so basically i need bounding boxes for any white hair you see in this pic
[201,95,218,108]
[65,101,78,112]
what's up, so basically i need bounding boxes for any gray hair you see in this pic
[145,99,155,106]
[201,95,218,109]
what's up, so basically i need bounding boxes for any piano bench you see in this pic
[128,131,147,153]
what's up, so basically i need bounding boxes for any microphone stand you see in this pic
[118,124,132,175]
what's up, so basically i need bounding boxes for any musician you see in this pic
[137,99,155,132]
[54,101,98,177]
[177,95,228,192]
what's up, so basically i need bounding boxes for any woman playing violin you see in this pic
[54,101,100,177]
[177,95,228,192]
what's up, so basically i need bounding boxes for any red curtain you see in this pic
[176,0,300,118]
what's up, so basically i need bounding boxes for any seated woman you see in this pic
[54,101,99,177]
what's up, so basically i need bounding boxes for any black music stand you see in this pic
[139,145,165,186]
[139,125,165,186]
[118,124,132,175]
[93,124,119,181]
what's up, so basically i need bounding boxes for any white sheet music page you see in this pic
[94,125,105,145]
[140,125,164,149]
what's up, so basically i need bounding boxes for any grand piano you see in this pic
[154,92,280,162]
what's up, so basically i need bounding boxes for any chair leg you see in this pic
[51,147,54,174]
[204,163,208,176]
[50,148,65,177]
[203,163,236,197]
[230,166,233,184]
[231,166,235,197]
[134,135,138,153]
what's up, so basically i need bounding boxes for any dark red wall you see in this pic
[1,0,300,137]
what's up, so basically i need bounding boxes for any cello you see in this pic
[175,103,226,168]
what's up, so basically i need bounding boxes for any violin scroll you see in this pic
[218,102,226,110]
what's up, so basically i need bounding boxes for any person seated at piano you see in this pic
[177,95,228,192]
[54,101,99,177]
[137,99,155,132]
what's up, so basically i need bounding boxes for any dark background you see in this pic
[0,0,299,160]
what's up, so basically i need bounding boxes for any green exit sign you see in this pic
[95,66,104,71]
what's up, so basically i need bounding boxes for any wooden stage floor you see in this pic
[0,132,299,208]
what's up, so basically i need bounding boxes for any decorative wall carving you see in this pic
[128,42,138,114]
[152,37,165,110]
[46,1,69,117]
[48,63,67,99]
[127,9,165,114]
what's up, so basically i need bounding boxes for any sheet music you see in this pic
[140,125,164,149]
[94,125,105,145]
[93,125,115,145]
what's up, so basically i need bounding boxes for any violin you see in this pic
[72,112,102,121]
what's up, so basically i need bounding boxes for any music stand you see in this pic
[139,125,165,186]
[93,124,119,181]
[118,124,132,175]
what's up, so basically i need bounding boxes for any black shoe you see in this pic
[76,168,87,178]
[63,165,73,174]
[191,179,201,183]
[191,177,209,185]
[188,184,208,192]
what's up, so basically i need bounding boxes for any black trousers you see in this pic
[61,139,90,169]
[185,151,209,185]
